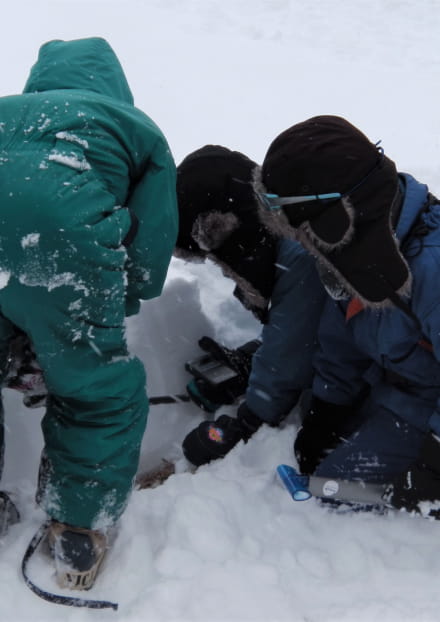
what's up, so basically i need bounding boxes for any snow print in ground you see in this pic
[1,1,440,621]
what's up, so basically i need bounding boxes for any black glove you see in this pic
[182,402,263,467]
[186,337,261,412]
[385,433,440,518]
[294,396,354,475]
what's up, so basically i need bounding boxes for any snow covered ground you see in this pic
[1,1,440,620]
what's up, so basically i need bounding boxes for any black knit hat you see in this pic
[257,115,410,308]
[175,145,278,321]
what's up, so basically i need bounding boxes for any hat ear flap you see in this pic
[300,197,355,251]
[191,211,240,251]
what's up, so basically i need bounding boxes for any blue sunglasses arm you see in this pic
[264,192,341,209]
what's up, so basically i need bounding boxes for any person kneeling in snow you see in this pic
[0,38,177,589]
[258,115,440,518]
[175,146,326,466]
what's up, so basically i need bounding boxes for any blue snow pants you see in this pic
[315,397,427,484]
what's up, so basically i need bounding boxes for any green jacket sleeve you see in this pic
[125,138,178,315]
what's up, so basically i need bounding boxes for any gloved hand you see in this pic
[385,433,440,518]
[294,396,354,475]
[182,401,263,466]
[186,337,261,412]
[3,333,48,409]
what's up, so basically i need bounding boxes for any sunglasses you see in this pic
[259,192,341,211]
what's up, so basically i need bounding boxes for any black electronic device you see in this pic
[185,354,238,386]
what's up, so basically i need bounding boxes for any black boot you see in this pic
[47,521,108,590]
[387,433,440,518]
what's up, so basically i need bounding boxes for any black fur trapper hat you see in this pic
[256,115,410,308]
[175,145,257,258]
[175,145,278,321]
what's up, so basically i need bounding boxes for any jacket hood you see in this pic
[23,37,134,105]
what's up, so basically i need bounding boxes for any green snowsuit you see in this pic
[0,38,178,528]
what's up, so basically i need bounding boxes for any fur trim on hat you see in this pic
[173,246,206,263]
[295,219,412,310]
[297,196,355,251]
[191,211,240,251]
[293,232,360,302]
[207,253,268,314]
[252,166,295,241]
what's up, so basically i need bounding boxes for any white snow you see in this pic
[0,271,11,289]
[48,151,92,171]
[1,1,440,621]
[18,270,90,294]
[55,131,89,149]
[21,234,40,249]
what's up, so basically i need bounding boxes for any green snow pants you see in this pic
[0,155,149,529]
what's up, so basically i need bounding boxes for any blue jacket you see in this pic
[313,173,440,435]
[246,239,326,423]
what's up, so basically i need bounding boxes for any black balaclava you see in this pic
[175,145,278,321]
[256,115,410,308]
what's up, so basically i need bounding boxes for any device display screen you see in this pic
[185,354,238,385]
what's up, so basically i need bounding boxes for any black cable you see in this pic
[149,394,190,405]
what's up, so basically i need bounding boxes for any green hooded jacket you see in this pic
[0,38,177,527]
